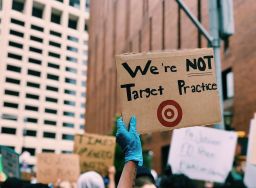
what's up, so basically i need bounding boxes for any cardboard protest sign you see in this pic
[37,153,80,184]
[116,48,221,133]
[74,133,116,175]
[0,146,20,178]
[168,127,237,183]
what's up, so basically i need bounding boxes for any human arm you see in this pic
[108,166,116,188]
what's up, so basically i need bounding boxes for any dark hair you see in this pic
[160,174,195,188]
[135,176,155,188]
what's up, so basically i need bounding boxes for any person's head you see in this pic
[159,174,195,188]
[135,166,156,188]
[77,171,104,188]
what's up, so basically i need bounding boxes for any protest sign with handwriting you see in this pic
[74,133,116,175]
[116,48,221,133]
[37,154,80,184]
[168,127,237,183]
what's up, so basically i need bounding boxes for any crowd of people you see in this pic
[0,116,247,188]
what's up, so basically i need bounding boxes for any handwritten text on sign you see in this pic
[74,133,116,176]
[116,48,221,133]
[168,127,237,183]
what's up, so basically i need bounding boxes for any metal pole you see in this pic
[208,0,225,129]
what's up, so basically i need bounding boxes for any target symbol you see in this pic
[157,100,183,127]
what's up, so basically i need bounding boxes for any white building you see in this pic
[0,0,89,164]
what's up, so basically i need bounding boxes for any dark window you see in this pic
[25,117,38,123]
[1,114,17,121]
[63,122,74,128]
[80,113,85,119]
[48,52,60,58]
[67,35,78,42]
[4,102,18,108]
[7,64,21,73]
[55,0,63,2]
[6,77,20,85]
[45,97,58,103]
[47,74,59,81]
[48,62,59,69]
[44,120,56,126]
[12,0,25,12]
[62,150,72,154]
[28,69,41,77]
[5,90,19,96]
[64,89,76,95]
[26,93,39,100]
[69,0,80,8]
[11,18,25,26]
[30,36,43,43]
[66,56,77,63]
[29,47,42,54]
[50,30,61,37]
[45,108,57,114]
[27,82,40,88]
[25,105,38,111]
[68,15,78,29]
[81,81,86,86]
[42,149,54,153]
[1,127,16,135]
[32,2,44,18]
[28,58,41,65]
[64,100,75,106]
[65,78,76,85]
[43,132,56,139]
[31,24,44,32]
[62,134,74,141]
[9,41,23,49]
[49,41,61,48]
[51,9,62,24]
[8,53,22,60]
[84,22,88,31]
[65,67,77,73]
[10,29,24,38]
[63,111,75,117]
[81,92,86,97]
[67,46,78,52]
[46,85,58,92]
[22,147,35,156]
[80,124,84,129]
[222,68,234,100]
[24,130,37,137]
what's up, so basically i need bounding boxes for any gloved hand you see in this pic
[116,116,143,166]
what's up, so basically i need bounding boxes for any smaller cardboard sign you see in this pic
[74,133,116,175]
[37,153,80,184]
[0,146,20,178]
[115,48,221,133]
[168,127,237,183]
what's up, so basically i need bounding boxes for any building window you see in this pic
[42,149,55,153]
[30,36,43,43]
[222,68,234,100]
[84,22,88,32]
[44,120,57,126]
[10,29,24,38]
[66,56,77,63]
[48,52,60,59]
[31,24,44,32]
[64,100,75,106]
[7,64,21,73]
[51,8,62,24]
[1,114,17,121]
[9,41,23,49]
[28,58,42,65]
[5,90,19,97]
[26,93,39,100]
[63,122,74,128]
[62,134,74,141]
[12,0,25,12]
[32,1,44,19]
[22,147,35,156]
[68,14,78,29]
[45,108,57,114]
[29,46,42,54]
[49,41,61,48]
[6,77,20,85]
[65,67,77,73]
[80,113,85,119]
[8,52,22,60]
[67,46,78,52]
[25,117,38,123]
[1,127,16,135]
[28,69,41,77]
[45,97,58,103]
[65,78,76,85]
[47,74,59,81]
[46,85,58,92]
[4,102,18,109]
[24,129,37,137]
[69,0,80,8]
[50,30,62,37]
[27,82,40,88]
[67,35,78,43]
[25,105,38,111]
[63,111,75,117]
[43,132,56,139]
[62,150,72,154]
[11,18,25,26]
[64,89,76,95]
[81,81,86,86]
[48,62,60,69]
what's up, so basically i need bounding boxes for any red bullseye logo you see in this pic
[157,100,183,127]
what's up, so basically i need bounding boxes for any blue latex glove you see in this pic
[116,116,143,166]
